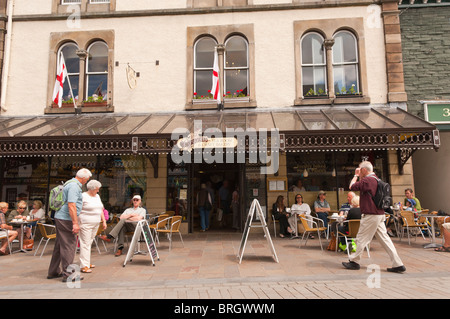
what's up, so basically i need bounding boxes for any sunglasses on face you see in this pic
[18,207,26,210]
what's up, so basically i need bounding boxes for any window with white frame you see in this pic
[301,32,327,97]
[61,0,81,4]
[61,0,110,3]
[193,37,217,99]
[333,31,360,96]
[86,41,109,102]
[224,36,249,99]
[53,41,109,107]
[58,42,80,103]
[193,35,249,101]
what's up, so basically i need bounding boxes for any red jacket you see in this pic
[350,174,385,215]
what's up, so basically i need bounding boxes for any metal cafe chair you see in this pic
[298,215,327,251]
[0,228,12,256]
[336,220,370,258]
[155,215,184,251]
[34,223,56,258]
[400,211,431,245]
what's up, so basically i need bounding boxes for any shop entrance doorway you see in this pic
[191,162,244,233]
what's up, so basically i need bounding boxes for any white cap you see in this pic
[132,195,141,200]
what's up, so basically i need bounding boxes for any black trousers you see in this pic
[273,213,290,236]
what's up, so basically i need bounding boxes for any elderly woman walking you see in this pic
[78,180,106,273]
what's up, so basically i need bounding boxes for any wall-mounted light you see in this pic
[303,168,308,178]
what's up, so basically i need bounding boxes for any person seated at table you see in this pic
[24,200,46,239]
[290,179,306,193]
[272,195,294,238]
[435,222,450,252]
[290,194,312,237]
[99,195,146,257]
[404,188,422,211]
[0,202,18,255]
[314,190,330,235]
[336,196,362,252]
[29,200,46,223]
[403,198,415,211]
[6,200,30,223]
[339,192,356,216]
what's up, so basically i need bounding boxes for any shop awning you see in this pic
[0,106,439,157]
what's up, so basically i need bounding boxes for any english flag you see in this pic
[52,52,68,108]
[211,47,220,104]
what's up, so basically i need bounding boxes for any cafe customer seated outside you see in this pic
[0,202,18,255]
[99,195,146,257]
[314,191,330,236]
[339,192,356,217]
[404,188,421,211]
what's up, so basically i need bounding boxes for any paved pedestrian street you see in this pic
[1,231,449,304]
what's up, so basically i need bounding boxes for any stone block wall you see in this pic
[400,6,450,118]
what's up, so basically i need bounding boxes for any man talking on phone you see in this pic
[342,161,406,273]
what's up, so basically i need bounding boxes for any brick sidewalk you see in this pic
[1,231,449,299]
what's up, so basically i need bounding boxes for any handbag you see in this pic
[327,233,337,251]
[23,238,34,251]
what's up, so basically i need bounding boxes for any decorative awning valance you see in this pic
[0,106,439,157]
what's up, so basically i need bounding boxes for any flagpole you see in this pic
[217,45,225,111]
[60,52,78,110]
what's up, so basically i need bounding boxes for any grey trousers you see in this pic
[109,219,137,249]
[48,218,77,278]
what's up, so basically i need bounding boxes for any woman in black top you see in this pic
[337,196,362,246]
[272,195,294,238]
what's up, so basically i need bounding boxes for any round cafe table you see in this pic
[418,214,442,249]
[9,220,32,253]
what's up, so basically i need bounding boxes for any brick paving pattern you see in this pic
[1,231,449,299]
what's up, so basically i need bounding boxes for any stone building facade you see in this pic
[400,1,450,212]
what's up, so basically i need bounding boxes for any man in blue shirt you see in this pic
[48,168,92,282]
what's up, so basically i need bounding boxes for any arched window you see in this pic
[301,32,327,97]
[86,41,108,101]
[193,37,217,99]
[333,31,359,95]
[57,42,80,103]
[224,35,248,98]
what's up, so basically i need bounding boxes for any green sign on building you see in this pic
[424,103,450,124]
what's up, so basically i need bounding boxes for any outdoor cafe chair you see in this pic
[336,219,370,258]
[34,223,56,258]
[298,215,327,251]
[400,211,432,245]
[93,223,108,254]
[155,215,184,251]
[271,215,279,237]
[0,228,12,256]
[149,214,169,244]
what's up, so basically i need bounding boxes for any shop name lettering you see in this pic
[171,120,280,174]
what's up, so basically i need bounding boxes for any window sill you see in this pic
[294,95,370,106]
[186,98,256,110]
[45,103,114,114]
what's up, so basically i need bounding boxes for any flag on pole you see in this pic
[211,47,220,104]
[52,52,68,108]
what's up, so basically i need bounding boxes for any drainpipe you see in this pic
[0,0,14,113]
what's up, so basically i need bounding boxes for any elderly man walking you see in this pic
[47,168,92,282]
[342,161,406,273]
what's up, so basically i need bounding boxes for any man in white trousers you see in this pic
[342,161,406,273]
